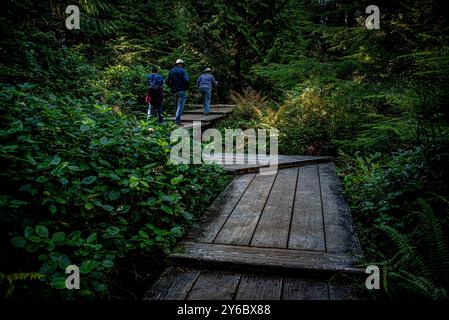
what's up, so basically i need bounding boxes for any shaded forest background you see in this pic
[1,0,449,299]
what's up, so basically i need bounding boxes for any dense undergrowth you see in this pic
[0,83,229,299]
[1,0,449,300]
[0,3,231,298]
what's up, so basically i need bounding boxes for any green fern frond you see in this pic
[416,199,449,284]
[378,225,430,277]
[393,270,449,300]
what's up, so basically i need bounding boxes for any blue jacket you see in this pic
[147,73,164,88]
[167,66,189,92]
[196,73,218,90]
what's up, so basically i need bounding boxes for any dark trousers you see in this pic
[147,88,164,123]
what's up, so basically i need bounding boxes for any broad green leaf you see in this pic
[51,276,67,289]
[52,232,65,242]
[80,260,97,274]
[24,226,34,239]
[101,259,114,268]
[82,176,97,185]
[49,156,61,166]
[99,136,109,145]
[39,261,57,275]
[102,204,114,212]
[108,190,121,201]
[103,226,120,238]
[170,175,184,185]
[84,202,94,210]
[58,255,71,269]
[11,236,27,248]
[86,233,97,244]
[49,205,57,214]
[35,225,49,238]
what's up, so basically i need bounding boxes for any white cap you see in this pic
[176,59,185,65]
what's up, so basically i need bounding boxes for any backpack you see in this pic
[148,74,160,90]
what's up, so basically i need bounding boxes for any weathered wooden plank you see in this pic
[222,155,334,175]
[251,167,298,248]
[185,104,236,108]
[288,165,326,251]
[214,173,277,245]
[235,274,282,300]
[144,267,200,300]
[319,163,363,255]
[282,277,329,300]
[186,173,256,243]
[186,270,241,300]
[168,242,363,275]
[184,107,235,115]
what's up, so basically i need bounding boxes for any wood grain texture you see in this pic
[223,155,334,175]
[282,277,329,300]
[168,242,363,275]
[319,163,363,255]
[235,274,282,300]
[144,267,199,300]
[288,165,326,251]
[186,270,241,300]
[214,173,277,245]
[186,173,256,243]
[251,167,298,248]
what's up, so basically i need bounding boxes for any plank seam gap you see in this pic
[318,164,328,252]
[211,173,257,243]
[183,269,203,300]
[286,167,300,249]
[248,170,279,246]
[280,277,285,300]
[232,274,244,300]
[185,240,344,255]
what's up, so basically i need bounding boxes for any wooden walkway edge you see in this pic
[145,157,364,300]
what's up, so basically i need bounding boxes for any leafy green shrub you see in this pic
[0,83,229,299]
[339,148,449,299]
[340,147,428,228]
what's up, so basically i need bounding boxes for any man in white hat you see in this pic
[167,59,189,125]
[196,68,218,115]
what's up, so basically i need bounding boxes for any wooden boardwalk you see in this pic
[168,104,235,129]
[145,159,364,300]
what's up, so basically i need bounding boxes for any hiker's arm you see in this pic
[183,71,189,88]
[212,75,218,86]
[196,76,200,88]
[166,71,172,87]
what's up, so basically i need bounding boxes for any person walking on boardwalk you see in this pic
[167,59,189,125]
[146,65,164,123]
[196,68,218,115]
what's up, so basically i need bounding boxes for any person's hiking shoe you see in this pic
[203,112,209,116]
